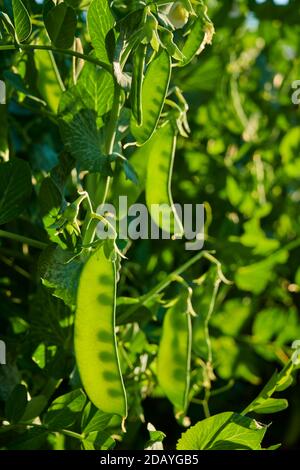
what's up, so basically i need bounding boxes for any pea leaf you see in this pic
[43,389,86,430]
[12,0,32,43]
[60,109,112,173]
[253,398,288,414]
[3,70,46,105]
[81,402,112,433]
[145,423,165,450]
[177,412,267,450]
[82,431,115,450]
[235,249,289,294]
[243,360,295,415]
[6,428,48,450]
[38,246,84,307]
[34,45,64,113]
[59,62,114,122]
[5,384,28,424]
[0,159,32,225]
[88,0,115,64]
[44,2,77,49]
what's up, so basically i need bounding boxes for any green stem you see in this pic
[82,85,122,247]
[241,358,295,416]
[0,229,47,250]
[118,250,212,324]
[0,43,112,75]
[142,250,211,307]
[204,276,221,364]
[0,422,83,441]
[202,389,211,419]
[58,429,84,441]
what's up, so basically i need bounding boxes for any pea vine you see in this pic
[0,0,299,452]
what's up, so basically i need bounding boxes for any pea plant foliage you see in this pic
[0,0,299,451]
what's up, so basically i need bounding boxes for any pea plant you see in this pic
[0,0,300,451]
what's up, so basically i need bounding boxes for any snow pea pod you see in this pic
[131,49,171,145]
[131,43,147,126]
[145,121,183,236]
[179,16,214,67]
[75,246,127,420]
[157,291,192,413]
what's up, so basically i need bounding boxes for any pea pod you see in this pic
[131,50,171,145]
[131,44,147,125]
[179,16,214,67]
[157,291,192,413]
[145,121,183,236]
[75,246,127,420]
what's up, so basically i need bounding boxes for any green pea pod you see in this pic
[131,44,147,126]
[145,121,183,236]
[131,50,171,145]
[157,291,192,413]
[75,246,127,421]
[179,18,206,67]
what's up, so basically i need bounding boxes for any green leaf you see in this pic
[88,0,115,64]
[59,62,114,123]
[21,395,48,422]
[5,384,28,424]
[0,159,32,225]
[12,0,32,43]
[235,249,289,294]
[0,12,16,40]
[145,423,165,450]
[38,246,84,307]
[253,398,288,414]
[60,109,111,173]
[81,402,112,433]
[243,360,295,415]
[82,431,115,450]
[3,70,46,105]
[43,389,86,430]
[44,2,77,49]
[7,428,48,450]
[177,412,267,450]
[34,46,64,113]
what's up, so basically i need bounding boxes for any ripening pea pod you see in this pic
[145,121,184,237]
[131,43,147,126]
[157,290,192,414]
[130,49,171,145]
[74,245,127,423]
[178,16,214,67]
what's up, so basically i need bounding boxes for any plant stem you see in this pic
[0,229,47,250]
[0,422,83,441]
[58,429,84,441]
[0,43,112,75]
[82,85,122,247]
[117,250,212,324]
[202,389,211,419]
[204,276,221,364]
[102,84,123,206]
